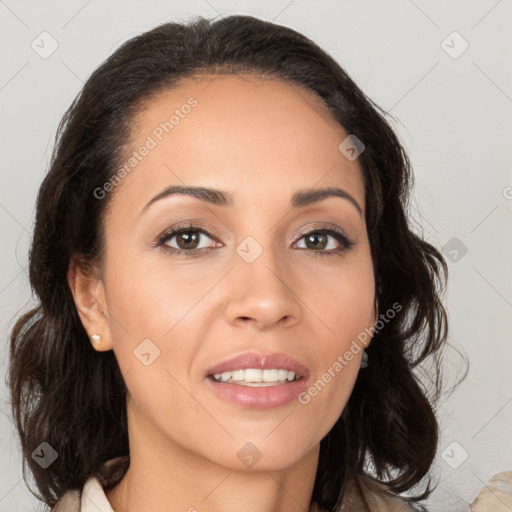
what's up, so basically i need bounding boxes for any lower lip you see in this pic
[205,377,308,409]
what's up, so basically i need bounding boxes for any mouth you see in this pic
[206,351,309,384]
[204,352,309,409]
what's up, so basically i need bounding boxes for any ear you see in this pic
[67,255,113,352]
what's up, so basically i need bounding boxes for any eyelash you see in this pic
[155,222,355,258]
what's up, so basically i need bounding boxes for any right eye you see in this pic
[156,224,222,256]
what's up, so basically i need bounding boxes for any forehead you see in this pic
[108,73,365,216]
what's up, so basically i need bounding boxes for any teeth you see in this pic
[212,368,298,385]
[231,370,245,381]
[245,368,262,382]
[277,369,288,381]
[262,369,278,382]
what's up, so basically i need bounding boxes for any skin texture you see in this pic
[68,74,378,512]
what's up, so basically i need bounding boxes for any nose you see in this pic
[224,243,302,331]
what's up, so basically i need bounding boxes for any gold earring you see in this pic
[90,334,102,345]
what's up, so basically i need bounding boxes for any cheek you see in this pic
[103,257,209,445]
[331,266,375,346]
[103,240,214,340]
[296,250,375,418]
[304,250,376,350]
[101,242,213,398]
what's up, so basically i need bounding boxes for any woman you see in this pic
[9,14,449,511]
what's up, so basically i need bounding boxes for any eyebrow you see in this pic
[139,185,362,216]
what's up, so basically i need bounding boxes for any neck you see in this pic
[106,400,323,512]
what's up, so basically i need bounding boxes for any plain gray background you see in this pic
[1,1,511,511]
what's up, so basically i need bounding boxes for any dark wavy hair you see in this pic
[8,14,450,511]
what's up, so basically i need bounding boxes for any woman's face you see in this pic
[86,74,377,471]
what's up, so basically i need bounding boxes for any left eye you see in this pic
[159,228,216,252]
[295,230,347,252]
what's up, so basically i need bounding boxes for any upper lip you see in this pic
[206,352,309,380]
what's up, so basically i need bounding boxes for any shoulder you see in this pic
[51,456,129,512]
[51,477,115,512]
[51,488,80,512]
[470,471,512,511]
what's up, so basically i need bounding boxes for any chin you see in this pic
[204,434,319,473]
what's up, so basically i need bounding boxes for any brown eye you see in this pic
[303,232,328,251]
[295,228,354,255]
[157,226,218,255]
[173,231,201,250]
